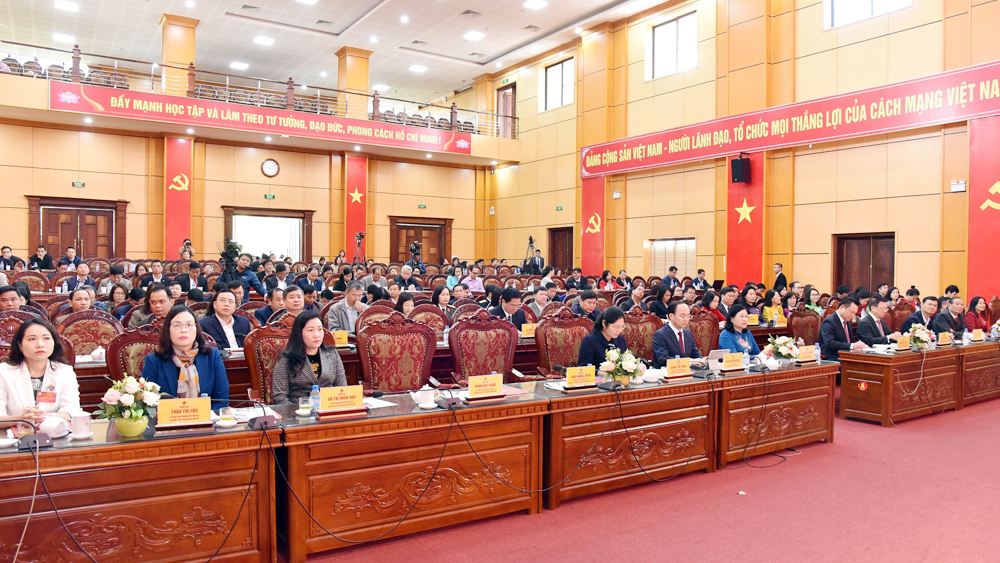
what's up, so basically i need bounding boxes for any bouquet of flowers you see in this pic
[599,348,646,384]
[905,323,934,349]
[992,319,1000,340]
[762,335,802,361]
[96,375,161,421]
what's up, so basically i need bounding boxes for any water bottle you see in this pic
[309,385,321,416]
[742,352,750,371]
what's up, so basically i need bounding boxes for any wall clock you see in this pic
[262,158,280,178]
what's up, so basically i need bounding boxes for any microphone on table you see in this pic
[247,396,279,430]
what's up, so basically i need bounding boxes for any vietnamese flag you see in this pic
[726,152,764,286]
[344,155,368,261]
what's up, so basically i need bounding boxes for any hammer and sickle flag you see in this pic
[168,173,190,191]
[980,181,1000,211]
[585,213,602,234]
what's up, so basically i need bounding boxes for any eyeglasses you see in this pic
[170,322,197,330]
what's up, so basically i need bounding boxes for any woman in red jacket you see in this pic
[964,296,991,332]
[700,291,726,323]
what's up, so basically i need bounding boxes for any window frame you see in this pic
[824,0,913,29]
[650,12,699,81]
[542,57,574,112]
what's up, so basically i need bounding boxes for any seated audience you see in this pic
[199,289,251,350]
[319,289,335,308]
[760,290,784,323]
[332,267,353,292]
[701,291,725,323]
[901,296,939,333]
[256,288,284,325]
[621,285,648,313]
[62,262,95,292]
[142,306,229,410]
[965,296,990,333]
[27,245,52,271]
[174,261,207,293]
[565,268,590,290]
[302,285,320,312]
[98,266,133,294]
[904,286,921,308]
[943,285,960,298]
[663,266,680,288]
[802,284,822,313]
[394,292,415,315]
[139,259,170,288]
[395,265,422,291]
[185,288,204,308]
[115,288,146,320]
[718,286,738,318]
[649,284,670,319]
[930,296,966,337]
[128,284,173,329]
[781,292,798,316]
[365,284,385,305]
[489,287,526,330]
[57,247,81,270]
[857,295,901,346]
[461,268,485,292]
[328,281,367,334]
[265,263,292,292]
[718,304,762,356]
[528,286,549,318]
[738,285,760,316]
[616,270,632,291]
[168,281,184,300]
[297,267,324,293]
[282,285,306,319]
[431,285,454,320]
[360,265,388,289]
[271,311,347,405]
[571,290,601,323]
[819,297,866,361]
[652,301,703,367]
[0,319,80,426]
[0,286,21,313]
[691,269,709,291]
[578,306,628,368]
[682,285,697,304]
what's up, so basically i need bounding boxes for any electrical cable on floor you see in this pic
[11,419,40,563]
[203,428,266,562]
[610,386,707,481]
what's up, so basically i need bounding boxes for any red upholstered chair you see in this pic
[424,265,440,275]
[12,271,49,293]
[106,325,161,380]
[48,271,76,292]
[890,301,915,332]
[990,296,1000,326]
[45,296,70,322]
[357,312,436,392]
[57,309,124,355]
[370,300,396,308]
[788,309,822,345]
[407,304,448,336]
[0,311,40,346]
[451,298,478,308]
[21,303,47,318]
[234,309,262,329]
[189,302,211,320]
[448,310,518,383]
[266,309,288,324]
[534,308,594,379]
[356,305,395,335]
[621,307,664,362]
[244,322,292,405]
[239,301,267,312]
[450,303,484,324]
[539,302,568,319]
[520,305,537,324]
[688,310,721,357]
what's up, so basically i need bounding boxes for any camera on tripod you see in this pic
[356,231,366,243]
[409,240,422,258]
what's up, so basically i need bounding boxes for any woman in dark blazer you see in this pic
[142,306,230,410]
[648,284,670,319]
[198,289,252,349]
[271,311,347,405]
[577,307,628,369]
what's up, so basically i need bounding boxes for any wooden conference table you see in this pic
[838,340,1000,426]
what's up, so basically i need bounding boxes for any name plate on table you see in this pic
[319,385,366,419]
[896,336,911,350]
[748,314,760,326]
[332,331,349,347]
[466,374,504,402]
[565,365,596,389]
[665,357,692,379]
[973,329,985,341]
[938,332,953,346]
[774,314,787,327]
[721,352,745,371]
[796,345,817,364]
[520,323,537,338]
[157,397,212,428]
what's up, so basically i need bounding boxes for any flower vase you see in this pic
[115,416,148,438]
[778,358,793,367]
[612,374,632,387]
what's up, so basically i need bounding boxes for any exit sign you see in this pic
[502,78,509,84]
[556,206,563,211]
[264,194,275,199]
[72,181,85,187]
[418,204,427,209]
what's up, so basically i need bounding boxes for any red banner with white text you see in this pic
[581,176,606,276]
[344,155,368,262]
[49,83,472,154]
[582,60,1000,177]
[164,137,193,260]
[968,117,1000,300]
[726,153,764,286]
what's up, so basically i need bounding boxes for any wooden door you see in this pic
[834,233,895,291]
[548,227,574,271]
[497,84,516,139]
[41,207,115,258]
[393,224,443,265]
[43,209,78,255]
[870,237,895,289]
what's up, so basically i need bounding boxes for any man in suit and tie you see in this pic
[524,249,545,275]
[773,263,787,292]
[819,297,867,361]
[490,287,527,330]
[570,290,601,322]
[297,266,324,294]
[901,296,939,333]
[174,261,207,293]
[857,295,902,346]
[930,296,966,337]
[690,269,709,291]
[265,263,292,292]
[255,288,284,325]
[652,301,706,368]
[528,287,548,319]
[717,286,738,319]
[565,268,589,290]
[621,285,647,312]
[62,262,95,292]
[663,266,680,289]
[328,281,368,334]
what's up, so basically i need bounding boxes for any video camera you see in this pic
[356,231,366,243]
[409,240,422,257]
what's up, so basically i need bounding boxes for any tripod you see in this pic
[522,236,536,275]
[218,258,239,285]
[352,235,366,266]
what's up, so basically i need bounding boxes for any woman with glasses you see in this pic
[577,306,628,369]
[142,306,230,410]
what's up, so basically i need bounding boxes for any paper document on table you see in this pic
[363,397,396,409]
[232,406,283,422]
[544,382,566,391]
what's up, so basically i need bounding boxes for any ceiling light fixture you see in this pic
[409,64,427,73]
[295,0,317,4]
[186,128,194,134]
[372,83,390,92]
[400,15,409,23]
[53,33,75,44]
[354,145,361,151]
[320,71,327,77]
[531,45,541,54]
[463,31,485,41]
[575,27,584,34]
[264,136,272,142]
[230,61,249,70]
[495,61,503,68]
[491,160,498,165]
[55,1,79,12]
[523,0,548,9]
[254,36,275,46]
[370,35,378,43]
[84,117,93,124]
[426,153,433,158]
[185,0,195,7]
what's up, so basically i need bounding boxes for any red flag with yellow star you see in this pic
[344,155,367,260]
[726,152,764,286]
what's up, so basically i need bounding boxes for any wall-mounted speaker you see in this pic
[731,156,751,183]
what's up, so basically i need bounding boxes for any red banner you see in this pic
[49,83,472,155]
[164,137,193,260]
[726,153,764,286]
[344,155,368,262]
[968,117,1000,300]
[581,176,605,276]
[582,60,1000,177]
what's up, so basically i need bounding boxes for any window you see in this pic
[544,58,574,111]
[649,237,696,279]
[826,0,912,28]
[651,13,698,79]
[232,215,303,262]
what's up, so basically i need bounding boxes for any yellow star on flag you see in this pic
[735,198,755,224]
[349,188,364,203]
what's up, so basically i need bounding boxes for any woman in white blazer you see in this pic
[0,319,80,427]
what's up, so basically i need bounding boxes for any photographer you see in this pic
[232,252,267,304]
[178,238,195,260]
[405,241,426,274]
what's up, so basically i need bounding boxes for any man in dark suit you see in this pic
[198,290,252,349]
[394,265,423,291]
[772,263,787,292]
[255,288,284,325]
[139,259,171,288]
[819,297,866,361]
[174,261,207,293]
[489,287,527,330]
[901,296,939,333]
[265,263,292,292]
[930,296,966,337]
[570,290,601,322]
[652,301,705,367]
[717,286,738,319]
[857,295,901,346]
[621,285,647,312]
[663,266,680,289]
[565,268,589,290]
[62,262,95,292]
[296,266,324,294]
[524,249,545,275]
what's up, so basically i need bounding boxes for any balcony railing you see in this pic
[0,40,518,139]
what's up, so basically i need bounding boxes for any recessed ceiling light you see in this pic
[400,15,409,23]
[372,83,389,92]
[53,33,75,44]
[55,1,79,12]
[531,45,541,54]
[185,0,195,7]
[575,27,583,34]
[320,71,327,77]
[491,161,498,165]
[230,61,249,70]
[370,35,378,43]
[295,0,317,4]
[463,31,485,41]
[264,136,272,142]
[83,117,93,124]
[409,65,427,73]
[186,128,194,134]
[354,145,361,151]
[254,36,274,46]
[426,153,432,158]
[523,0,548,8]
[495,61,503,68]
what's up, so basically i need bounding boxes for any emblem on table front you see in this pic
[333,463,511,518]
[579,428,696,472]
[736,405,819,441]
[0,507,227,562]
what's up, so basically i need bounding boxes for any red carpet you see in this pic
[297,400,1000,563]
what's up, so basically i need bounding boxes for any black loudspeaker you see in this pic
[731,156,751,183]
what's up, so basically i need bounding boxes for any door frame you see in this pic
[27,196,128,258]
[831,231,895,292]
[548,226,574,272]
[222,206,314,261]
[496,83,517,139]
[388,216,453,264]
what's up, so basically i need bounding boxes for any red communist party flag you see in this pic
[344,155,368,260]
[968,116,1000,300]
[726,152,764,286]
[164,137,193,259]
[581,176,606,276]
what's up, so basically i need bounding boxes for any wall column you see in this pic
[158,14,198,96]
[335,47,372,121]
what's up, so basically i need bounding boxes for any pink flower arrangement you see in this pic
[96,375,163,421]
